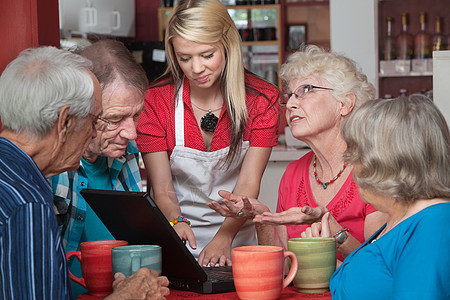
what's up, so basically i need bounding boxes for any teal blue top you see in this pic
[71,157,115,298]
[330,203,450,300]
[50,142,142,299]
[81,156,112,190]
[79,156,115,242]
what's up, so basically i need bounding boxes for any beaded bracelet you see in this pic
[170,216,191,227]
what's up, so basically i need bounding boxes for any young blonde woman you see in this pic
[136,0,280,267]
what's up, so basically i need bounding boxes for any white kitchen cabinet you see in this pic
[59,0,135,37]
[433,50,450,124]
[329,0,378,96]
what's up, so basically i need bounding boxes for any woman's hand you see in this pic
[206,190,270,219]
[301,213,344,268]
[173,222,197,250]
[301,212,332,238]
[253,206,328,225]
[198,236,232,267]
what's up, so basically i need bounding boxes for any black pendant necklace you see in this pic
[200,110,219,132]
[191,101,222,133]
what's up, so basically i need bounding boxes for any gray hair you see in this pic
[279,45,375,109]
[0,46,95,138]
[78,39,148,97]
[342,94,450,203]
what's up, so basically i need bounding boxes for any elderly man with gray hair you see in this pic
[0,46,169,300]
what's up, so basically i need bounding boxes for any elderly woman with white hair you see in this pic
[208,45,386,264]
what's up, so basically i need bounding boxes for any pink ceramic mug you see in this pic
[66,240,128,296]
[232,245,298,300]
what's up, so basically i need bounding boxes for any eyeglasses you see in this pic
[280,84,334,105]
[89,113,136,131]
[89,113,110,131]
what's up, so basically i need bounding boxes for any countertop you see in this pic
[269,145,310,162]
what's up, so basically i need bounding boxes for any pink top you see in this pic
[277,151,377,261]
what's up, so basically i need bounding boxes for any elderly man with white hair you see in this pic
[0,46,169,300]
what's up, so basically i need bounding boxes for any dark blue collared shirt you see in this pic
[0,137,71,299]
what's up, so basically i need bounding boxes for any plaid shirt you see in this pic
[49,141,142,253]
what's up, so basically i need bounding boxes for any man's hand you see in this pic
[106,268,170,300]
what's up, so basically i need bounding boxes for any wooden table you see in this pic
[79,285,331,299]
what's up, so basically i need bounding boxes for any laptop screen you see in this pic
[80,189,207,282]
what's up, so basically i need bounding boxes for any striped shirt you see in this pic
[0,137,71,299]
[49,141,142,253]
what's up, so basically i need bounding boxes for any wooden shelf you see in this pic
[242,40,279,46]
[284,1,329,7]
[225,4,281,9]
[379,72,433,78]
[376,0,449,96]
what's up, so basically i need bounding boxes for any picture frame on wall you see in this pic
[286,24,307,51]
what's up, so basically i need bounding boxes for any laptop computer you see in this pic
[80,189,235,294]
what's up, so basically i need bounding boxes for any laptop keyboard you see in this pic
[203,266,233,282]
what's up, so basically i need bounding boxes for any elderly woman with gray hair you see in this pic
[320,94,450,298]
[208,45,386,264]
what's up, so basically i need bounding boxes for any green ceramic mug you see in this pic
[288,237,336,293]
[111,245,162,277]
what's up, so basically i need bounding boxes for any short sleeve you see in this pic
[136,86,173,153]
[244,74,280,148]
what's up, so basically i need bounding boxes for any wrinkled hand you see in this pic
[301,212,332,238]
[206,190,270,219]
[173,222,197,250]
[253,206,327,225]
[198,236,232,267]
[106,268,170,300]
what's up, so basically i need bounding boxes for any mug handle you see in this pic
[131,255,141,275]
[66,251,86,288]
[282,250,298,288]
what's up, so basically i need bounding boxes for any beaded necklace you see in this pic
[313,155,346,190]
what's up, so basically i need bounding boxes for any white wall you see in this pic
[433,50,450,124]
[259,161,290,212]
[330,0,378,97]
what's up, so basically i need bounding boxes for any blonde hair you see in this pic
[162,0,248,164]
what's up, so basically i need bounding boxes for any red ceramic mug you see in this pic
[66,240,128,297]
[232,245,298,300]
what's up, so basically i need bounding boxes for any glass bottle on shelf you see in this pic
[414,12,431,59]
[396,13,413,60]
[382,17,396,60]
[431,16,446,53]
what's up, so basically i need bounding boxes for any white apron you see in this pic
[169,84,257,259]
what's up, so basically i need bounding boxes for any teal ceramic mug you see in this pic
[111,245,162,277]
